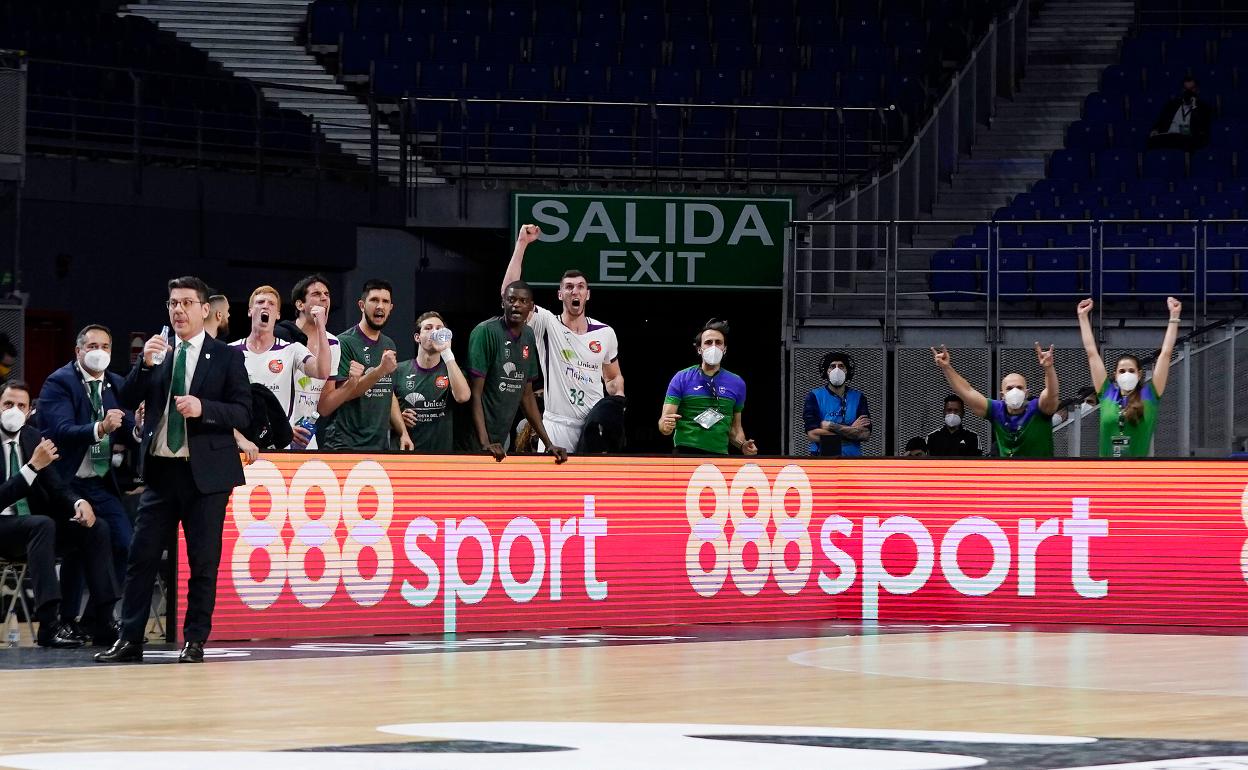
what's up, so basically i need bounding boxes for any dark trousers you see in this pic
[118,457,228,644]
[0,513,118,629]
[61,476,133,620]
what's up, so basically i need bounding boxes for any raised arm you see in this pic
[1076,298,1107,394]
[501,224,541,305]
[932,345,989,417]
[1152,296,1182,396]
[302,307,332,380]
[1035,342,1060,415]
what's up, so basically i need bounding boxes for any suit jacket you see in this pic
[36,361,137,493]
[119,333,252,495]
[5,424,81,522]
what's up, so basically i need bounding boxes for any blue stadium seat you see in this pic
[532,120,580,167]
[996,251,1031,300]
[669,12,711,41]
[563,66,610,99]
[1033,252,1083,299]
[576,39,618,66]
[431,32,476,63]
[671,41,714,68]
[309,1,351,46]
[445,5,487,34]
[1141,149,1184,179]
[617,39,662,66]
[1084,92,1125,123]
[339,31,384,76]
[580,8,621,40]
[808,44,853,71]
[1066,121,1109,151]
[1095,149,1138,179]
[532,1,576,36]
[476,33,523,63]
[357,1,401,34]
[586,122,634,167]
[1100,251,1133,298]
[1189,149,1232,179]
[654,68,697,102]
[418,62,463,95]
[1050,150,1091,180]
[700,68,744,102]
[490,0,532,34]
[1101,64,1143,93]
[609,67,652,101]
[511,64,555,98]
[528,35,574,65]
[759,44,800,69]
[712,14,755,44]
[1134,250,1187,297]
[488,121,533,165]
[401,0,444,32]
[1110,122,1149,150]
[761,15,799,45]
[929,250,980,302]
[715,41,755,68]
[464,63,508,98]
[622,9,664,40]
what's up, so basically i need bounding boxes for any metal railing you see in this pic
[790,218,1247,341]
[22,59,387,191]
[805,0,1028,224]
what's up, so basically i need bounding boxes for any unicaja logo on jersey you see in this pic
[435,375,449,389]
[589,341,603,354]
[268,360,284,374]
[522,345,531,359]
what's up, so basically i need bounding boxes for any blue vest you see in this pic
[809,387,863,456]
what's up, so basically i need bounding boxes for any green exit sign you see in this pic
[511,193,792,290]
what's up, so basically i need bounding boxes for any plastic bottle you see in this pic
[151,325,170,365]
[296,412,319,441]
[431,328,453,346]
[6,614,20,647]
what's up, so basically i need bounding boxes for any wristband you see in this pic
[440,347,455,363]
[1168,318,1180,324]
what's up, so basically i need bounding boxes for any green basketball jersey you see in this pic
[464,317,539,446]
[393,358,453,453]
[320,324,396,451]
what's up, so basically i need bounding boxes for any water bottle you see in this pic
[296,412,319,440]
[6,615,19,647]
[151,325,170,365]
[431,328,453,346]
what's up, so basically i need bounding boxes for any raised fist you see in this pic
[517,223,541,246]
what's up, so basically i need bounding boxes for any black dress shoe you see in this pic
[94,640,143,663]
[60,619,88,643]
[36,624,86,649]
[178,641,205,663]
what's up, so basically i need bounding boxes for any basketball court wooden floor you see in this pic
[1,622,1247,769]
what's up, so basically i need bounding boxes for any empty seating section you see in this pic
[308,0,1004,176]
[932,23,1247,306]
[5,1,319,162]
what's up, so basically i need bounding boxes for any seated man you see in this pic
[1148,76,1211,151]
[0,381,118,648]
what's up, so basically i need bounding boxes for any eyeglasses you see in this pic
[166,299,204,310]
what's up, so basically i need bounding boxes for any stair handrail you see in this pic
[805,0,1029,222]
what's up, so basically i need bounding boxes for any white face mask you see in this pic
[1003,388,1027,410]
[1052,413,1065,427]
[1117,371,1139,394]
[111,452,124,468]
[827,368,847,387]
[1079,402,1095,417]
[83,349,111,373]
[701,346,724,366]
[944,412,962,429]
[1,407,26,434]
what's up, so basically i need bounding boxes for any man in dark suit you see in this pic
[0,381,119,647]
[95,276,252,665]
[37,324,138,632]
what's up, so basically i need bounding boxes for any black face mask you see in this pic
[1183,89,1197,103]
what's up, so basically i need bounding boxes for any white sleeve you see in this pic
[529,304,555,335]
[292,342,314,373]
[605,327,619,362]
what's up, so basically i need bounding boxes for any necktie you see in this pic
[6,441,30,517]
[167,341,190,452]
[89,380,111,476]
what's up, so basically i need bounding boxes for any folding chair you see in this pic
[0,559,35,644]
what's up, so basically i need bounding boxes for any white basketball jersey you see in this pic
[528,305,618,422]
